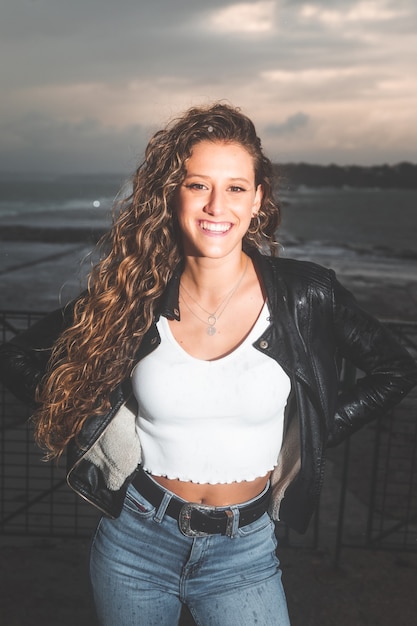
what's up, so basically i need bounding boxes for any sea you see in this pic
[279,186,417,259]
[0,174,126,219]
[1,175,416,254]
[0,174,416,315]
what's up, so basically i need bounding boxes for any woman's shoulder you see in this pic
[258,253,335,290]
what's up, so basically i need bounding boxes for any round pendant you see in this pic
[207,315,217,325]
[207,326,217,336]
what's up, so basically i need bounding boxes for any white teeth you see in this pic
[200,221,231,233]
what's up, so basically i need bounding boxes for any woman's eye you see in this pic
[229,186,245,192]
[186,183,206,190]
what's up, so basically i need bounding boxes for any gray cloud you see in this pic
[265,112,310,136]
[0,111,147,174]
[1,0,416,171]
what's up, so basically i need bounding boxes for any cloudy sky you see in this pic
[1,0,416,173]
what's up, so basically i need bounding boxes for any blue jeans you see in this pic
[90,482,291,625]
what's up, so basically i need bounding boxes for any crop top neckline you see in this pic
[159,300,269,364]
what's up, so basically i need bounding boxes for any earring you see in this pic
[247,214,261,235]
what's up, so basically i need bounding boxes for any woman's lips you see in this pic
[199,220,232,234]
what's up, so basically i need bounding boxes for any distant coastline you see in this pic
[275,162,417,189]
[0,162,416,189]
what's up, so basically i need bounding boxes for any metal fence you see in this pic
[1,310,416,560]
[333,321,417,561]
[0,310,100,537]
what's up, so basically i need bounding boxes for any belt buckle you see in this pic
[179,502,218,537]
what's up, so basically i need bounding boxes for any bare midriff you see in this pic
[150,472,272,506]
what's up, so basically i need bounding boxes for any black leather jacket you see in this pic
[1,252,416,533]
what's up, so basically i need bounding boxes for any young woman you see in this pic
[1,103,416,626]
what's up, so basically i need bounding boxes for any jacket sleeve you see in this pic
[0,303,75,407]
[327,274,417,446]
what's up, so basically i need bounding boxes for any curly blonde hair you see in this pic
[34,102,281,457]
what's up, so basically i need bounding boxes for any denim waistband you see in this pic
[131,466,271,537]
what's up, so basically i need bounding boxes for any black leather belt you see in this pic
[131,466,271,538]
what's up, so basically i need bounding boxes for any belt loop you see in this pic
[226,506,240,538]
[153,492,172,523]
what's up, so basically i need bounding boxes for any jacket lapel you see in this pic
[254,251,317,392]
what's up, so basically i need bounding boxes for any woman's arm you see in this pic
[328,275,417,446]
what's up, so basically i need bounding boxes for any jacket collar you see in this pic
[158,262,183,321]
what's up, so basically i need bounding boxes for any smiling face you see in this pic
[175,140,263,260]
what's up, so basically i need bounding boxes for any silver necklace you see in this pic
[180,256,249,336]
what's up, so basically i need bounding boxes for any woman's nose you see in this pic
[203,189,224,216]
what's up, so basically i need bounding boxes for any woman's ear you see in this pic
[252,184,263,216]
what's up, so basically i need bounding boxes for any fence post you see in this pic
[332,359,357,567]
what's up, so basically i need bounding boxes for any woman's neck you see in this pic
[181,251,248,300]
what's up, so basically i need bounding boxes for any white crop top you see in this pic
[132,302,291,484]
